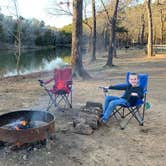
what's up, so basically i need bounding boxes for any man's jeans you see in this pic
[101,96,128,122]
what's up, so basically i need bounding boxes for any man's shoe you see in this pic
[98,118,109,127]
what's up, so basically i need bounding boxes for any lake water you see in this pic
[0,47,71,77]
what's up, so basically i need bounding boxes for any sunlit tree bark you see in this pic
[146,0,153,57]
[140,14,145,45]
[90,0,97,62]
[159,7,165,44]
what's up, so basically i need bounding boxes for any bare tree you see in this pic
[49,0,97,63]
[158,5,166,44]
[2,0,22,74]
[101,0,120,66]
[90,0,97,62]
[48,0,92,79]
[140,14,145,45]
[83,1,92,52]
[13,0,22,74]
[146,0,153,57]
[48,0,72,16]
[71,0,91,79]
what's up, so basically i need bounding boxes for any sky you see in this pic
[0,0,72,28]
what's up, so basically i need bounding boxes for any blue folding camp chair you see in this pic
[101,72,148,129]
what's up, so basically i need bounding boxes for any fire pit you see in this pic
[0,110,55,146]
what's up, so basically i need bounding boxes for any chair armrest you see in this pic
[99,86,109,93]
[66,80,72,89]
[44,78,54,84]
[38,79,44,87]
[143,89,147,94]
[38,78,54,87]
[66,80,72,84]
[109,83,128,91]
[112,83,128,88]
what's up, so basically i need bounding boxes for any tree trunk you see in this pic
[160,9,164,44]
[71,0,91,79]
[105,0,119,66]
[140,14,145,45]
[103,25,109,51]
[16,22,21,75]
[13,0,21,75]
[113,39,117,58]
[146,0,153,57]
[90,0,96,62]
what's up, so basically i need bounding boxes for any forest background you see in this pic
[0,0,166,78]
[0,0,165,50]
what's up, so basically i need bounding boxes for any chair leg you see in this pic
[114,107,144,129]
[122,108,125,118]
[64,94,72,108]
[112,108,129,129]
[46,98,55,111]
[120,114,134,129]
[128,107,144,125]
[135,110,144,125]
[53,94,72,109]
[70,91,72,108]
[113,112,124,129]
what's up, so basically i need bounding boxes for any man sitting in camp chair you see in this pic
[99,72,144,126]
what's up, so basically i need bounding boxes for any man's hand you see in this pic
[99,86,109,92]
[103,87,109,92]
[38,79,44,86]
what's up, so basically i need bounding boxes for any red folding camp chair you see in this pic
[39,67,72,111]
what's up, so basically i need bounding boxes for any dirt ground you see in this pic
[0,49,166,166]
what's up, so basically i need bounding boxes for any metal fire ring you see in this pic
[0,110,55,145]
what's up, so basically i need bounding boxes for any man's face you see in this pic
[129,75,138,87]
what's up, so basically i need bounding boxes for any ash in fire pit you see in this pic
[14,120,30,130]
[0,110,55,146]
[3,119,48,131]
[3,120,35,130]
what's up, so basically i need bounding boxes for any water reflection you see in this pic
[0,47,71,77]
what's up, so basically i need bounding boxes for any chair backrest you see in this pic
[126,72,148,93]
[54,67,72,82]
[53,67,72,92]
